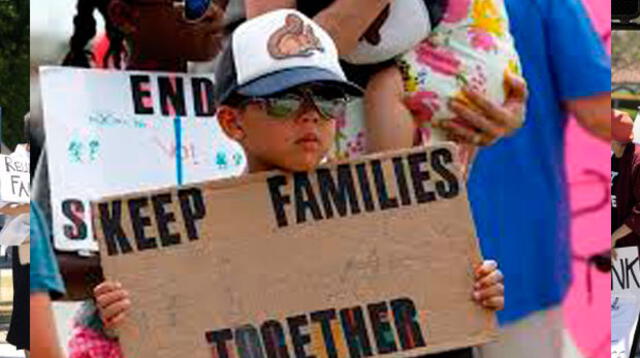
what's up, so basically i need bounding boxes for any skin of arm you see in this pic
[613,224,633,244]
[31,293,65,358]
[244,0,391,55]
[0,203,30,216]
[565,93,610,141]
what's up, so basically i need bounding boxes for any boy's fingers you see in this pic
[100,299,131,323]
[93,281,121,296]
[473,283,504,302]
[481,297,504,310]
[475,260,498,277]
[104,311,127,331]
[474,270,504,289]
[96,289,129,312]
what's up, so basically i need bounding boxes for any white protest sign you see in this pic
[40,66,246,252]
[612,295,640,358]
[0,146,30,203]
[634,112,640,145]
[613,247,640,358]
[613,246,640,294]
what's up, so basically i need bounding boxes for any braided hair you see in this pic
[62,0,127,69]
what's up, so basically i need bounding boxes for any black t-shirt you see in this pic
[613,143,640,249]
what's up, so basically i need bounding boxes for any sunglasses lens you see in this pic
[314,97,347,119]
[184,0,211,20]
[266,96,304,118]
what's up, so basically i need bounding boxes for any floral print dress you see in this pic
[330,0,523,161]
[399,0,522,143]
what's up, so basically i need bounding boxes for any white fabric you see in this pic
[232,9,346,86]
[0,213,29,247]
[634,112,640,145]
[612,295,640,358]
[342,0,432,64]
[475,306,564,358]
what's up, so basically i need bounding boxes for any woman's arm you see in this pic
[31,293,65,358]
[565,93,610,141]
[245,0,391,55]
[245,0,295,18]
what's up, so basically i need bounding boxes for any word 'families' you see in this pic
[267,148,459,228]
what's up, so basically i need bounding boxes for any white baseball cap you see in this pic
[214,9,363,105]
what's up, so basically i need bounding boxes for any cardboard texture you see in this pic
[93,144,497,358]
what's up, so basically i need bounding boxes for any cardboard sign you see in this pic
[39,66,246,252]
[0,149,29,203]
[94,145,497,358]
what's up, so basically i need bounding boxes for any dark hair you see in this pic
[62,0,127,69]
[220,92,249,108]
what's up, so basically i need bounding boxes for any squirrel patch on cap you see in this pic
[267,13,324,59]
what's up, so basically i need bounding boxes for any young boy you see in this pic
[95,10,504,357]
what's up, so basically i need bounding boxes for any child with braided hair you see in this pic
[31,1,227,356]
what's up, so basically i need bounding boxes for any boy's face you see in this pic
[219,86,347,172]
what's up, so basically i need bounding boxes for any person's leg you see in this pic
[364,65,416,153]
[7,248,29,351]
[475,306,564,358]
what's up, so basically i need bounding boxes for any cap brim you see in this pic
[236,67,363,97]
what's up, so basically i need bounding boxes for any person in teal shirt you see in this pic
[31,201,66,358]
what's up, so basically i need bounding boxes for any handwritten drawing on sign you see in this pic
[93,145,497,358]
[0,152,29,203]
[39,67,246,252]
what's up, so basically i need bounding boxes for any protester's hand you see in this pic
[443,72,528,146]
[95,281,131,330]
[473,260,504,310]
[612,234,620,260]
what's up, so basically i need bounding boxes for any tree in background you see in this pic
[0,0,28,150]
[613,31,640,71]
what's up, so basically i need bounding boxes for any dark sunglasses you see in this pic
[176,0,211,21]
[134,0,214,21]
[236,86,351,121]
